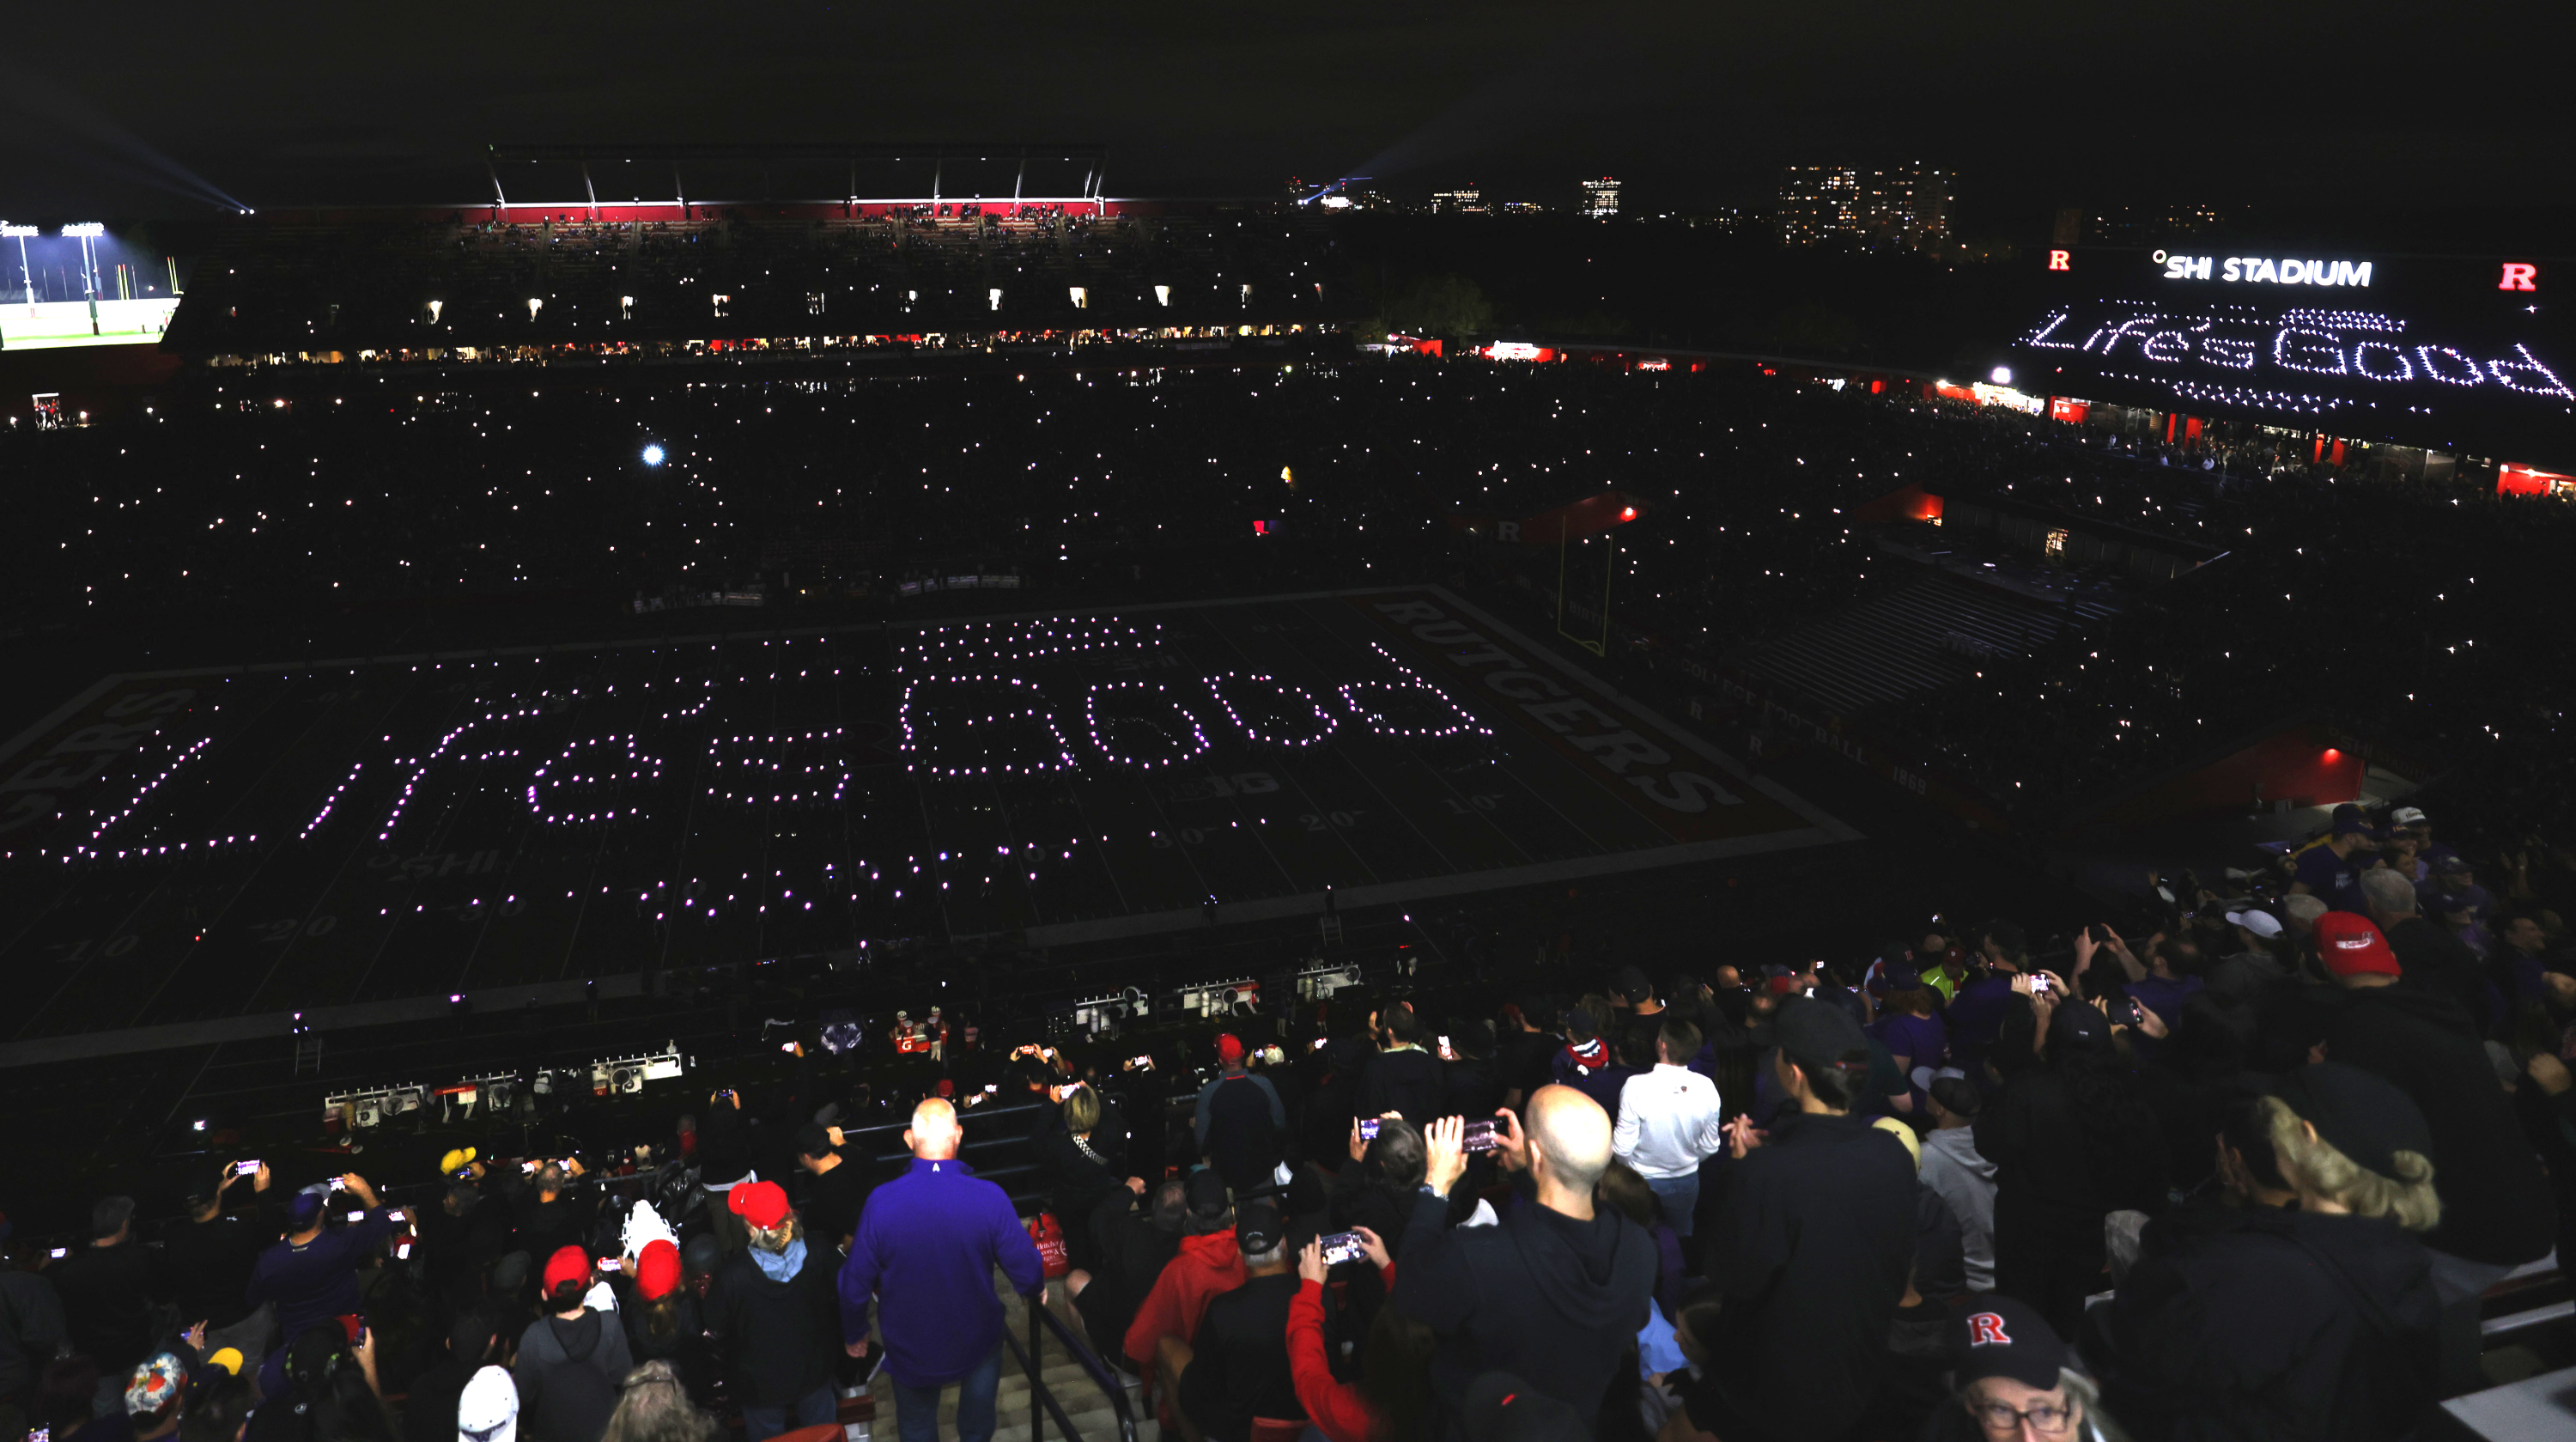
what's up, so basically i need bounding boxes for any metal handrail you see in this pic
[999,1284,1139,1442]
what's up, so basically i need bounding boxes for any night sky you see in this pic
[3,1,2569,241]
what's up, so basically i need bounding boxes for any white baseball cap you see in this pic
[459,1366,518,1442]
[2391,806,2428,827]
[2225,908,2284,940]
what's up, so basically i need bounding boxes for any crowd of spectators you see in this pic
[12,346,2567,863]
[166,210,1339,357]
[18,353,2565,848]
[6,785,2573,1442]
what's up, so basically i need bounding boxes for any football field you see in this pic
[0,585,1855,1042]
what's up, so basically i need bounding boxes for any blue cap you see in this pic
[2439,885,2492,915]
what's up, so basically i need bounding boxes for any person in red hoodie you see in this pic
[1121,1171,1243,1378]
[1285,1228,1436,1442]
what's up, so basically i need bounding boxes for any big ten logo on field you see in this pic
[0,687,195,834]
[1365,598,1744,814]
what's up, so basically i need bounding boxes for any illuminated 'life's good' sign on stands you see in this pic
[2011,245,2575,458]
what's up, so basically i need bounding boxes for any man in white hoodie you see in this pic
[1919,1077,1998,1292]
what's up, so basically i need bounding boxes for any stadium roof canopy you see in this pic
[485,142,1111,208]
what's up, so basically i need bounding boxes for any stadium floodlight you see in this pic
[641,444,665,466]
[1990,366,2013,385]
[0,223,37,238]
[61,222,105,238]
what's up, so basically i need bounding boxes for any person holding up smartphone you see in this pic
[2089,923,2204,1051]
[1946,921,2034,1078]
[1287,1227,1400,1442]
[166,1161,272,1337]
[246,1173,397,1395]
[1391,1097,1656,1423]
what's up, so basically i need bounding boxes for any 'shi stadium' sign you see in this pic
[2156,250,2372,287]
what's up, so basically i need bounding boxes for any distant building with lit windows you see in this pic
[1778,167,1863,246]
[1580,177,1620,219]
[1778,163,1951,251]
[1431,186,1485,215]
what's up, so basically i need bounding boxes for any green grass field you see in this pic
[1,298,177,350]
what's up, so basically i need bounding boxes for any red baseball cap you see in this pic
[634,1238,683,1300]
[1216,1033,1246,1064]
[2314,911,2401,979]
[727,1179,792,1231]
[541,1244,592,1297]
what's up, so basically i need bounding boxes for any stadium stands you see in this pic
[165,205,1347,358]
[6,315,2576,1442]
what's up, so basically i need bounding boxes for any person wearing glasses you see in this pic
[1927,1296,2116,1442]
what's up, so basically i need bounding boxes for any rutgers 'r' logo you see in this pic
[1966,1313,2014,1347]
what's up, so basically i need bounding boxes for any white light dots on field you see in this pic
[1340,642,1494,738]
[527,734,664,824]
[21,599,1516,934]
[707,730,854,806]
[1205,672,1338,746]
[69,733,259,862]
[301,761,364,837]
[380,703,548,842]
[1084,679,1212,769]
[2018,298,2576,412]
[898,675,1080,776]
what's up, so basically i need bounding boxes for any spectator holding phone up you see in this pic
[246,1176,398,1396]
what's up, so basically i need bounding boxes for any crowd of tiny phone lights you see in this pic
[50,619,1494,925]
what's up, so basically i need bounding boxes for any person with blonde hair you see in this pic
[705,1183,841,1442]
[2099,1063,2442,1441]
[1035,1084,1145,1274]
